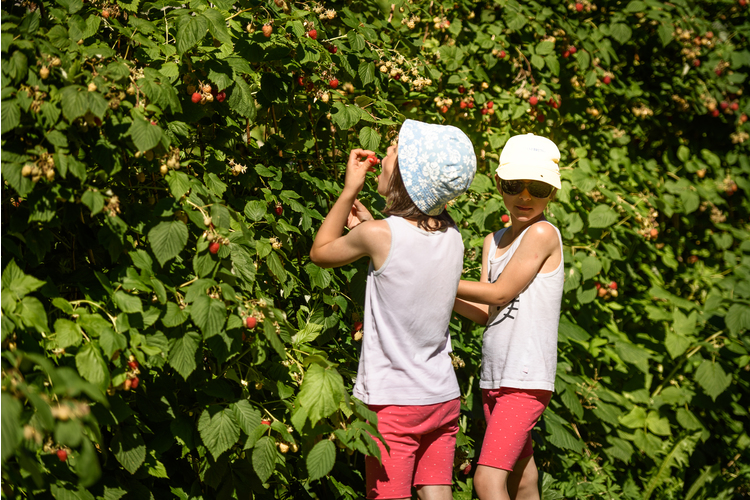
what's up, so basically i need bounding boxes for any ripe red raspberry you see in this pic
[730,102,739,111]
[307,29,317,40]
[468,102,474,109]
[440,105,448,113]
[603,75,612,85]
[563,50,570,58]
[128,360,139,370]
[487,101,494,109]
[458,85,465,94]
[569,46,577,54]
[499,50,506,58]
[529,96,538,106]
[501,214,510,223]
[575,2,583,11]
[191,92,201,104]
[367,155,379,165]
[537,113,545,122]
[246,317,257,329]
[329,78,339,89]
[131,377,139,389]
[720,101,729,109]
[216,91,226,103]
[57,449,68,461]
[327,45,337,54]
[693,59,701,67]
[609,281,618,290]
[262,24,272,37]
[481,108,489,115]
[460,101,468,109]
[275,204,283,216]
[209,242,221,254]
[712,109,720,117]
[261,419,272,425]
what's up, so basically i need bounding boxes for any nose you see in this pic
[519,187,532,199]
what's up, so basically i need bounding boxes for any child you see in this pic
[310,119,477,500]
[454,134,564,500]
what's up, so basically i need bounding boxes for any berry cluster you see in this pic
[228,158,247,176]
[596,281,618,299]
[570,0,597,12]
[159,148,182,176]
[189,83,222,105]
[450,353,466,369]
[673,28,714,66]
[21,152,56,183]
[635,209,660,240]
[311,4,336,20]
[631,103,654,119]
[377,56,432,91]
[434,96,454,114]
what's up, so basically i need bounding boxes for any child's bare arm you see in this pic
[457,224,559,306]
[310,149,379,268]
[453,232,493,325]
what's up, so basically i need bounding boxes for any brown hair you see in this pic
[383,159,456,232]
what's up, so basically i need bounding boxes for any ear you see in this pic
[495,174,503,193]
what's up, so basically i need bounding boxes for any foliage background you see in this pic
[2,0,749,498]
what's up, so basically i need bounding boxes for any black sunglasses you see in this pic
[500,179,554,199]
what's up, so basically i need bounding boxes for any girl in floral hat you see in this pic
[454,133,564,500]
[311,119,476,500]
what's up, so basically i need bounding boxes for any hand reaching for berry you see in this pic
[346,199,374,229]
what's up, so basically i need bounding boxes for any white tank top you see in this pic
[480,221,564,391]
[352,216,463,405]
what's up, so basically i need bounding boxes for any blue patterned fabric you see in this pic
[397,119,477,216]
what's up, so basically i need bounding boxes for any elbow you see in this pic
[309,248,331,268]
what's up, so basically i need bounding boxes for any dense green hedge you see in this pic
[1,0,749,499]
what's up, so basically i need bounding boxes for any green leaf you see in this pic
[252,435,276,482]
[162,302,188,327]
[59,86,90,121]
[358,62,375,86]
[75,343,110,391]
[694,360,731,401]
[610,23,632,44]
[619,406,647,428]
[305,263,331,289]
[231,401,261,435]
[190,295,226,339]
[658,23,673,46]
[580,256,602,281]
[54,318,83,349]
[128,114,163,153]
[1,392,22,462]
[643,433,699,500]
[262,319,286,358]
[1,100,20,132]
[2,259,45,299]
[588,205,618,228]
[725,303,750,335]
[307,439,336,481]
[266,252,287,282]
[168,330,200,380]
[244,200,267,222]
[148,221,188,267]
[198,407,240,461]
[292,322,324,345]
[227,76,257,121]
[203,9,232,45]
[113,290,143,314]
[166,171,191,199]
[359,126,380,151]
[646,411,671,436]
[18,296,48,333]
[176,13,208,55]
[298,364,346,425]
[347,30,365,51]
[111,426,146,474]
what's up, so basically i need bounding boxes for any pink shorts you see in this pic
[478,388,552,471]
[365,398,460,499]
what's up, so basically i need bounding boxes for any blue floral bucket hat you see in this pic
[397,119,477,216]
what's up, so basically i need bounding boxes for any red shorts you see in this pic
[365,398,460,499]
[478,388,552,471]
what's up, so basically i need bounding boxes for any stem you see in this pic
[69,300,117,329]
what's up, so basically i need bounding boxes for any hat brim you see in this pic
[495,163,561,190]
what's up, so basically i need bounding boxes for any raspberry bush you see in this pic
[1,0,749,498]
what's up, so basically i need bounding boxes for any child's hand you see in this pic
[346,199,374,229]
[344,149,378,195]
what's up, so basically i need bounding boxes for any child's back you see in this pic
[355,216,463,405]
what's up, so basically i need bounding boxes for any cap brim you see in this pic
[495,164,561,189]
